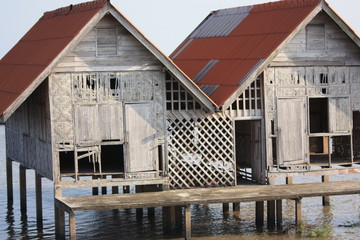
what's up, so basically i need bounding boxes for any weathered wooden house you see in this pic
[0,0,215,194]
[168,0,360,187]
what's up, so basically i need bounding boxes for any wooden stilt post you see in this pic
[295,198,302,226]
[136,186,143,220]
[184,205,191,240]
[101,176,107,195]
[276,200,283,229]
[123,185,130,194]
[286,177,293,185]
[163,206,176,233]
[69,212,77,240]
[36,173,43,230]
[322,175,330,206]
[267,176,276,228]
[92,176,98,195]
[223,203,229,214]
[267,200,276,228]
[112,175,119,194]
[233,202,240,218]
[256,201,264,227]
[55,206,65,239]
[6,158,13,206]
[19,165,27,215]
[175,206,183,231]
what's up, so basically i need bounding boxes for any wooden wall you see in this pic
[5,80,53,180]
[272,11,360,66]
[54,15,162,73]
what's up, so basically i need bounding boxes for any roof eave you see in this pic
[1,6,110,121]
[108,6,218,112]
[221,4,323,110]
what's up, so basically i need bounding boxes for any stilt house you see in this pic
[169,0,360,187]
[1,0,360,193]
[0,0,215,193]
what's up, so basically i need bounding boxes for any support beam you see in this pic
[233,202,240,218]
[295,198,302,226]
[184,205,191,240]
[322,175,330,206]
[276,200,283,229]
[267,200,276,228]
[19,165,27,215]
[69,212,77,240]
[6,158,13,206]
[36,174,43,230]
[256,201,264,227]
[55,207,65,240]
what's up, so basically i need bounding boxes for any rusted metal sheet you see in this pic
[172,0,322,107]
[0,0,107,117]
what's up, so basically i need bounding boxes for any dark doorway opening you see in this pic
[235,120,263,184]
[309,98,328,133]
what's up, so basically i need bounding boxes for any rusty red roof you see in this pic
[0,0,108,118]
[172,0,323,107]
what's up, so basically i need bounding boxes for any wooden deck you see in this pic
[55,180,360,239]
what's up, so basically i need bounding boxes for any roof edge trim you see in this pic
[322,1,360,48]
[1,6,110,121]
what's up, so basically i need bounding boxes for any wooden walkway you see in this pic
[55,180,360,239]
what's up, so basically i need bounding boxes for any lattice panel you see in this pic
[167,113,235,188]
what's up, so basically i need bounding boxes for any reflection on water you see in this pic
[1,125,360,239]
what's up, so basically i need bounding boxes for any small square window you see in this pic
[97,28,117,56]
[306,24,325,51]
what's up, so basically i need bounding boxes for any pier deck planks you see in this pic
[56,180,360,212]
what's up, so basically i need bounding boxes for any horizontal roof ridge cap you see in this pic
[251,0,321,12]
[41,0,108,20]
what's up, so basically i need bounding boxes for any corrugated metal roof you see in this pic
[189,6,252,39]
[0,0,108,117]
[200,84,219,96]
[172,0,323,107]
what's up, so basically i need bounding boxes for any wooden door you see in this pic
[329,97,351,133]
[277,98,307,165]
[251,120,263,183]
[125,103,156,172]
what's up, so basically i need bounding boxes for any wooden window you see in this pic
[306,24,325,51]
[75,105,100,143]
[165,72,202,110]
[328,97,351,133]
[227,76,262,118]
[96,28,117,56]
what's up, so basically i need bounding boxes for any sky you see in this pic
[0,0,360,58]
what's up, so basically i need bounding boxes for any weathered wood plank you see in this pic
[56,180,360,212]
